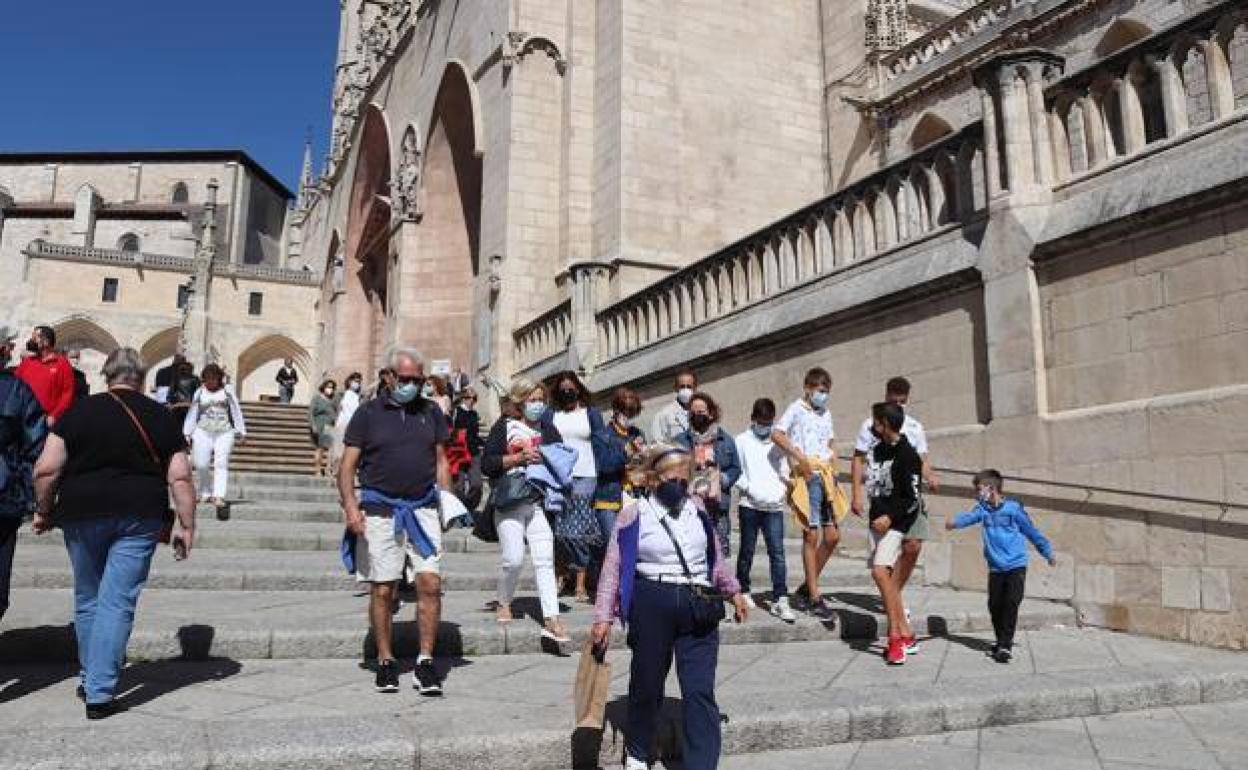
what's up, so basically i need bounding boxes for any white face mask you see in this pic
[616,413,633,428]
[676,387,694,406]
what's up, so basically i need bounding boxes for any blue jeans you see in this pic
[806,475,836,529]
[62,515,161,704]
[736,506,787,601]
[626,578,721,770]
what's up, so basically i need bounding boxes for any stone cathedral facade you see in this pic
[301,0,1248,648]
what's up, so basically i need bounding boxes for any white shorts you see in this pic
[355,508,443,583]
[867,528,905,570]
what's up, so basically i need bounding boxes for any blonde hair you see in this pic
[642,443,692,485]
[506,376,543,405]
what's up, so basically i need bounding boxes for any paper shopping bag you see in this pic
[573,639,611,729]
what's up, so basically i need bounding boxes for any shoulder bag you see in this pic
[655,511,726,632]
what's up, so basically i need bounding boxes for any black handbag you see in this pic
[656,513,727,631]
[490,472,534,510]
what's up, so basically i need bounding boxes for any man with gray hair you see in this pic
[338,344,452,695]
[0,324,47,620]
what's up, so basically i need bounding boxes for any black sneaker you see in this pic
[993,646,1013,664]
[988,643,1000,658]
[85,701,121,720]
[75,684,85,702]
[412,659,443,697]
[375,659,399,693]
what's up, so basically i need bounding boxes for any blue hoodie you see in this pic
[950,497,1053,573]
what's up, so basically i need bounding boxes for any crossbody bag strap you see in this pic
[655,512,694,581]
[107,391,161,468]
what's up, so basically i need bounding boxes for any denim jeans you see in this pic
[0,518,20,620]
[736,506,787,601]
[62,514,161,704]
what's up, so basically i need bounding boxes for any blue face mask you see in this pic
[809,390,829,410]
[751,423,773,440]
[523,401,546,422]
[392,382,420,404]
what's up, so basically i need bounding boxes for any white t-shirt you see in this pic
[635,495,710,585]
[552,407,597,478]
[734,429,789,512]
[853,413,928,456]
[777,399,835,461]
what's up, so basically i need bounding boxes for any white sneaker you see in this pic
[771,596,797,623]
[741,594,757,610]
[624,756,648,770]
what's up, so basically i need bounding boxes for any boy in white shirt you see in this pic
[733,398,796,623]
[772,367,839,616]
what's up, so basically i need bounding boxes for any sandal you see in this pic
[496,605,514,624]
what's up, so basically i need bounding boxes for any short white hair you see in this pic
[102,347,147,387]
[386,344,425,371]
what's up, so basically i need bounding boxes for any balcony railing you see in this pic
[513,299,572,370]
[213,262,319,286]
[593,125,985,362]
[24,239,319,286]
[879,0,1036,84]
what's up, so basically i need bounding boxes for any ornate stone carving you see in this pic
[867,0,909,52]
[501,31,568,76]
[392,130,422,222]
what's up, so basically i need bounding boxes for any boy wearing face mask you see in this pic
[650,369,697,444]
[772,367,840,616]
[946,469,1055,663]
[733,398,795,622]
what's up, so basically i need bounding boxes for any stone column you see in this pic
[1205,37,1236,121]
[979,86,1003,198]
[976,49,1064,196]
[567,260,613,373]
[1119,74,1147,155]
[1154,53,1189,138]
[1025,64,1057,186]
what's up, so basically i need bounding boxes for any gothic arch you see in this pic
[340,102,394,373]
[235,334,313,391]
[139,326,181,368]
[909,113,954,152]
[1095,19,1153,58]
[52,315,120,356]
[171,182,189,204]
[440,59,485,158]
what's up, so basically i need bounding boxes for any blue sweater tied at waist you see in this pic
[341,485,440,574]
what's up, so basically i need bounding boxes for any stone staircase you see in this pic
[4,472,1246,770]
[232,402,315,475]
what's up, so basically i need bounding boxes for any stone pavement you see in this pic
[3,628,1247,770]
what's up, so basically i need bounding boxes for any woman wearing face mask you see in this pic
[674,392,741,558]
[423,375,452,417]
[330,372,363,474]
[182,364,246,507]
[547,370,606,603]
[480,378,569,641]
[590,387,645,582]
[590,444,750,770]
[308,379,339,477]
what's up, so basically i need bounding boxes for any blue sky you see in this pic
[0,2,339,191]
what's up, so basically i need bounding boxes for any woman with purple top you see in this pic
[590,444,750,770]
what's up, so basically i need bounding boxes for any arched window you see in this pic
[171,182,189,204]
[909,113,954,152]
[118,233,141,253]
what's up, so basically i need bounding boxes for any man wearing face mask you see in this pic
[0,325,48,621]
[16,325,75,426]
[339,346,451,696]
[650,368,697,445]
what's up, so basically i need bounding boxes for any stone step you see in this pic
[3,629,1245,770]
[231,472,340,489]
[0,585,1071,662]
[11,544,909,594]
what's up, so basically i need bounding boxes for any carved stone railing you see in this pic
[24,239,195,273]
[594,126,985,362]
[879,0,1037,83]
[24,239,319,286]
[1043,4,1247,186]
[513,299,572,370]
[213,262,320,286]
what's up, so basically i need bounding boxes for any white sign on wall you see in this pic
[430,359,451,376]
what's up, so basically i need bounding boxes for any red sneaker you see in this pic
[885,635,907,665]
[903,635,920,655]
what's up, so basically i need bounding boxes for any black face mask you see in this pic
[25,340,40,354]
[689,414,712,433]
[556,388,579,407]
[654,479,688,511]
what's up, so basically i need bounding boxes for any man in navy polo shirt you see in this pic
[338,345,451,695]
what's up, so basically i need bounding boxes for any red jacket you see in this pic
[16,353,75,421]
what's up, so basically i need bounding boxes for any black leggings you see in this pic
[988,567,1027,649]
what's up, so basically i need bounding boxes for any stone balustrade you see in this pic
[879,0,1036,83]
[23,239,320,286]
[595,126,985,362]
[1045,6,1248,185]
[513,299,572,370]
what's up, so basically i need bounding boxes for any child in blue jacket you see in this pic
[946,468,1055,663]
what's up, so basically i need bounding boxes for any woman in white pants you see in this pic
[182,364,246,506]
[480,378,570,643]
[329,372,363,474]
